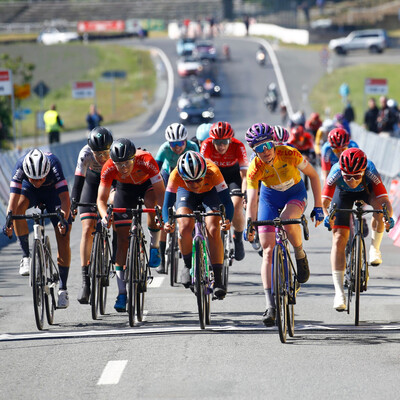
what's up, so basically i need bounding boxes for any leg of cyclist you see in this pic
[177,208,195,288]
[157,230,167,274]
[114,224,130,312]
[231,192,245,261]
[13,195,31,276]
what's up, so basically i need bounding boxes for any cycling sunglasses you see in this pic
[114,160,134,169]
[342,172,364,181]
[170,140,185,148]
[185,178,203,184]
[213,139,230,146]
[253,141,275,153]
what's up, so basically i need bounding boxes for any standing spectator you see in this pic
[343,100,355,123]
[86,104,103,132]
[243,15,250,35]
[364,97,379,133]
[377,96,397,136]
[44,104,63,144]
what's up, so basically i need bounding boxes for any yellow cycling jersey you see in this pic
[247,145,308,192]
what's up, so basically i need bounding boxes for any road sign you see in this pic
[365,78,388,95]
[102,70,127,79]
[33,81,50,98]
[14,83,31,100]
[0,69,13,96]
[72,81,95,99]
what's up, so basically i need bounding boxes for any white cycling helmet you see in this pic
[23,149,51,179]
[165,123,188,142]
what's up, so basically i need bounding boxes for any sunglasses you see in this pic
[253,141,275,153]
[342,172,363,181]
[115,160,133,169]
[94,150,110,158]
[213,139,230,146]
[170,140,185,148]
[185,178,203,184]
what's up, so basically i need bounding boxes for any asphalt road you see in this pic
[1,37,400,399]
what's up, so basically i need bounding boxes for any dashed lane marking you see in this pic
[97,360,128,385]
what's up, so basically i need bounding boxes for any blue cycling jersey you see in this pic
[155,140,199,172]
[321,139,358,172]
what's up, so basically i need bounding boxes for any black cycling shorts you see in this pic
[79,169,100,220]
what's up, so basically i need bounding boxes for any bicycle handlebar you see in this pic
[7,207,65,227]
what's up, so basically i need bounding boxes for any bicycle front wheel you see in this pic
[354,234,365,326]
[32,239,46,330]
[90,233,102,320]
[44,236,55,325]
[194,237,206,329]
[127,238,138,327]
[167,230,179,287]
[287,259,295,338]
[100,237,110,315]
[136,239,146,322]
[221,231,230,292]
[273,245,288,343]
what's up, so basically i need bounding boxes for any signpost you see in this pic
[364,78,388,115]
[0,69,16,146]
[101,70,126,116]
[72,81,96,99]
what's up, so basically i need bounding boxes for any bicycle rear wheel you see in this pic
[354,234,364,326]
[273,246,288,343]
[287,259,295,338]
[127,238,138,327]
[194,237,206,329]
[32,239,46,330]
[136,239,146,322]
[44,236,55,325]
[100,237,110,315]
[90,233,102,320]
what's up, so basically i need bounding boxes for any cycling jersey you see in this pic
[100,149,162,187]
[10,152,68,196]
[287,131,314,152]
[74,144,103,176]
[155,140,199,172]
[322,160,388,200]
[321,140,358,172]
[200,137,249,170]
[247,145,308,192]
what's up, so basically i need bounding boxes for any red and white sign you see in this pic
[0,69,13,96]
[72,81,95,99]
[364,78,388,95]
[77,20,125,33]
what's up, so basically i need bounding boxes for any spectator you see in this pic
[44,104,64,144]
[364,97,379,133]
[343,100,355,123]
[86,104,103,132]
[377,96,398,136]
[387,99,400,137]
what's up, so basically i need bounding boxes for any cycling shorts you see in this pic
[161,169,170,187]
[176,186,221,214]
[220,164,241,188]
[21,181,73,228]
[258,180,307,233]
[113,180,152,227]
[79,169,100,220]
[331,185,373,229]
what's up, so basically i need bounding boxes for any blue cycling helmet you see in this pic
[245,123,274,148]
[196,123,212,143]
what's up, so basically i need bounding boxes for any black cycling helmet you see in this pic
[88,127,113,151]
[110,138,136,162]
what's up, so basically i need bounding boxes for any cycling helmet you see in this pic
[209,121,234,140]
[328,128,350,149]
[291,111,306,126]
[334,113,345,123]
[339,148,367,174]
[245,123,274,148]
[196,123,212,142]
[177,151,207,181]
[110,138,136,162]
[291,125,304,139]
[273,125,289,143]
[23,149,51,180]
[88,126,113,151]
[165,123,188,142]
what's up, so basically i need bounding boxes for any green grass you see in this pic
[309,64,399,124]
[1,42,156,138]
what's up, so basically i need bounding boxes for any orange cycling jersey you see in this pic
[200,137,249,169]
[167,159,228,194]
[100,149,162,187]
[247,145,308,192]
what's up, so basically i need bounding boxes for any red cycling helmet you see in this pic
[339,148,367,174]
[328,127,350,149]
[291,125,304,140]
[210,121,234,140]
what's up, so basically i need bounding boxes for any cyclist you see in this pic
[321,127,358,185]
[287,125,317,166]
[273,125,290,145]
[3,149,72,308]
[97,138,165,312]
[162,151,234,299]
[243,123,323,327]
[305,112,322,138]
[314,118,334,162]
[155,122,199,274]
[322,148,394,311]
[200,121,248,260]
[191,122,212,149]
[71,126,114,304]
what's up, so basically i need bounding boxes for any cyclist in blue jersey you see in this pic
[155,123,199,274]
[3,149,72,308]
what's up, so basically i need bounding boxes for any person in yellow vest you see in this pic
[44,104,64,144]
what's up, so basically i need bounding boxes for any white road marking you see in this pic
[148,277,164,288]
[97,360,128,385]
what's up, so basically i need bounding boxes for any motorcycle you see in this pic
[256,49,267,66]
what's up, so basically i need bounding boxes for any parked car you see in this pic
[192,40,217,61]
[176,37,196,56]
[37,27,80,45]
[177,93,214,125]
[177,56,203,77]
[328,29,388,55]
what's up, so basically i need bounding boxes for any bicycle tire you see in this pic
[347,236,357,315]
[355,234,364,326]
[287,258,295,338]
[221,231,230,292]
[167,231,178,287]
[127,238,138,327]
[173,232,179,285]
[273,245,287,343]
[90,233,102,320]
[136,239,146,322]
[44,236,55,325]
[194,237,205,329]
[100,236,110,315]
[32,239,46,330]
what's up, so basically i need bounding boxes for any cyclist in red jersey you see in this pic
[200,121,248,260]
[288,125,316,166]
[97,138,165,312]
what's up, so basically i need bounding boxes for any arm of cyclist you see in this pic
[3,192,20,236]
[218,187,234,231]
[240,169,248,208]
[162,190,176,233]
[380,197,394,230]
[57,191,71,235]
[70,175,85,217]
[322,197,335,229]
[97,183,112,228]
[244,187,258,242]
